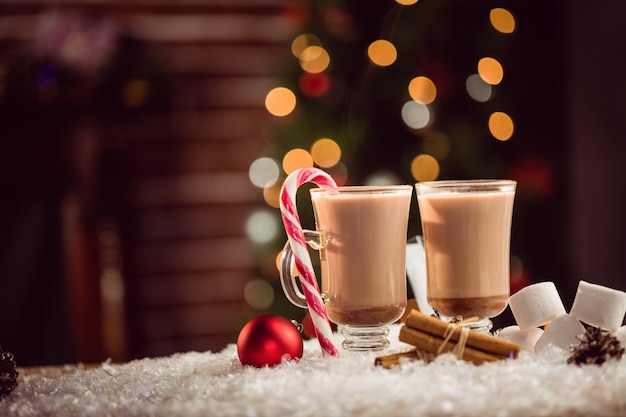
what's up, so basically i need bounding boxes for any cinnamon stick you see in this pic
[374,349,426,369]
[399,326,505,365]
[399,299,420,323]
[405,309,520,359]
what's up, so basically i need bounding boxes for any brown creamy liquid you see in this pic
[428,295,509,319]
[311,188,412,327]
[330,305,407,327]
[417,190,515,319]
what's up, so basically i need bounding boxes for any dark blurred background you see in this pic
[0,0,623,366]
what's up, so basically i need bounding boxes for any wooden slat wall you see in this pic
[0,0,296,361]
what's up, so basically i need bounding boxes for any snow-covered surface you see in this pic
[3,325,625,417]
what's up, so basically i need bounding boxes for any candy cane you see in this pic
[279,168,340,356]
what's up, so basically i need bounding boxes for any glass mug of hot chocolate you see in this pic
[279,185,413,351]
[414,180,516,333]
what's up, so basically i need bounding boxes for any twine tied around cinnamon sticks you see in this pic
[376,309,521,368]
[437,322,470,358]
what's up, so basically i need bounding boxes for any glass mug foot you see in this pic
[450,317,493,334]
[340,325,391,351]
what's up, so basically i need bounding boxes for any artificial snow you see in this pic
[2,325,625,417]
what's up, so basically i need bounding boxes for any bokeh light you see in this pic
[36,64,59,105]
[299,46,330,73]
[275,251,282,273]
[291,34,322,58]
[275,250,298,277]
[411,154,440,182]
[396,0,418,4]
[36,63,57,90]
[122,79,150,108]
[423,131,451,160]
[367,39,397,67]
[477,57,504,85]
[466,73,493,102]
[325,162,349,186]
[311,138,341,167]
[299,72,330,97]
[510,254,523,283]
[263,183,282,208]
[249,157,280,188]
[246,209,280,244]
[490,8,516,34]
[364,170,402,186]
[282,148,314,174]
[401,100,432,130]
[408,76,437,104]
[265,87,297,117]
[243,279,275,310]
[488,111,514,141]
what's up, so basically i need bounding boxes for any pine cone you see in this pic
[0,347,18,399]
[567,326,625,366]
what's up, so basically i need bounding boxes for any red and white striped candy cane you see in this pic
[279,168,340,356]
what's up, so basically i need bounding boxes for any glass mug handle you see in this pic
[279,229,327,309]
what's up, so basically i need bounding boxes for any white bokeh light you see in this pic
[246,209,280,244]
[244,279,275,309]
[364,170,402,186]
[249,157,280,188]
[466,74,494,102]
[401,100,431,130]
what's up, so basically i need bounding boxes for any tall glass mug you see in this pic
[280,185,413,351]
[414,180,516,332]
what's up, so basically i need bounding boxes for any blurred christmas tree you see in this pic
[249,0,566,326]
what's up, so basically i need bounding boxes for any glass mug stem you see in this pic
[341,325,390,351]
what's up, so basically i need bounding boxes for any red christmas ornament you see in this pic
[301,312,317,339]
[237,315,304,368]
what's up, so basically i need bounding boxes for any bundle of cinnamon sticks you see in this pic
[376,309,520,368]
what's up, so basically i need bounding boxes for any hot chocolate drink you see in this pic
[310,186,413,327]
[416,181,516,320]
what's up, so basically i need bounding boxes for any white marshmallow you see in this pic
[570,280,626,330]
[508,282,566,331]
[497,325,544,352]
[534,314,585,353]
